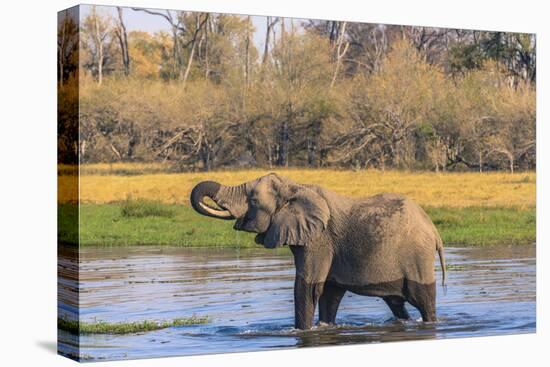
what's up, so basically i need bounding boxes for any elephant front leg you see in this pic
[294,275,325,330]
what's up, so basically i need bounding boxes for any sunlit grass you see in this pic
[58,162,170,176]
[59,165,536,209]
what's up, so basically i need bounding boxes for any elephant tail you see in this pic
[436,237,447,293]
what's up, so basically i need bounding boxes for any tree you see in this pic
[330,22,349,88]
[132,8,188,79]
[487,68,536,172]
[57,9,79,86]
[82,6,113,85]
[114,7,130,76]
[334,39,448,168]
[127,31,164,78]
[76,8,536,172]
[447,31,536,84]
[402,26,452,65]
[266,28,333,166]
[262,17,279,64]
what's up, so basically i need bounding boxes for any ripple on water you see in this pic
[58,245,536,361]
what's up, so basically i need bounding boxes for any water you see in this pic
[58,245,536,361]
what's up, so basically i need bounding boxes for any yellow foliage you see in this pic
[127,31,165,79]
[58,164,535,209]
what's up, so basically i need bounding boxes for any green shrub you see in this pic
[120,199,176,218]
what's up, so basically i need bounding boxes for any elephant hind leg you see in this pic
[405,280,436,322]
[318,283,346,325]
[382,296,410,320]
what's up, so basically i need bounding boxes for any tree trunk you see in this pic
[329,21,338,45]
[183,14,209,86]
[330,22,349,88]
[479,150,483,173]
[58,18,66,86]
[98,44,103,85]
[266,137,273,168]
[204,17,210,79]
[277,120,289,167]
[116,7,130,76]
[263,17,271,64]
[245,16,251,88]
[92,9,104,85]
[58,59,64,87]
[262,17,278,64]
[200,145,211,171]
[171,26,182,77]
[182,38,197,85]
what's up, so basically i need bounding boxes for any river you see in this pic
[58,244,536,361]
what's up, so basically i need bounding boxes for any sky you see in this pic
[78,4,308,56]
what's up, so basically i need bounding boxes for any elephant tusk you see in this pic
[190,180,236,220]
[198,202,234,219]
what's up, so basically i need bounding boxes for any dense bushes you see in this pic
[58,9,536,172]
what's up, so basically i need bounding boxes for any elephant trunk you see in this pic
[190,181,235,220]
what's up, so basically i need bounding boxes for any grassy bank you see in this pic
[58,316,209,335]
[57,166,535,247]
[58,201,535,247]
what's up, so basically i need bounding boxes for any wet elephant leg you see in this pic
[294,276,324,330]
[405,280,436,322]
[318,283,346,324]
[382,296,410,320]
[290,245,332,330]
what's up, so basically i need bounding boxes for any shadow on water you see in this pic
[232,319,440,347]
[58,244,536,361]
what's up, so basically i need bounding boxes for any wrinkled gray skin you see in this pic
[190,173,446,330]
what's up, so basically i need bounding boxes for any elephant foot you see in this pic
[404,280,436,323]
[384,316,402,323]
[316,321,334,327]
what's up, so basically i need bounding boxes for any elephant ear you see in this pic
[263,186,330,248]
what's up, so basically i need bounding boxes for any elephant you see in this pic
[190,173,446,330]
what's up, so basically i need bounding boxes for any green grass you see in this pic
[58,202,535,247]
[58,316,209,335]
[426,206,535,246]
[59,202,256,247]
[120,198,176,218]
[58,203,79,245]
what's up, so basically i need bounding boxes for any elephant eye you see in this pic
[250,198,259,206]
